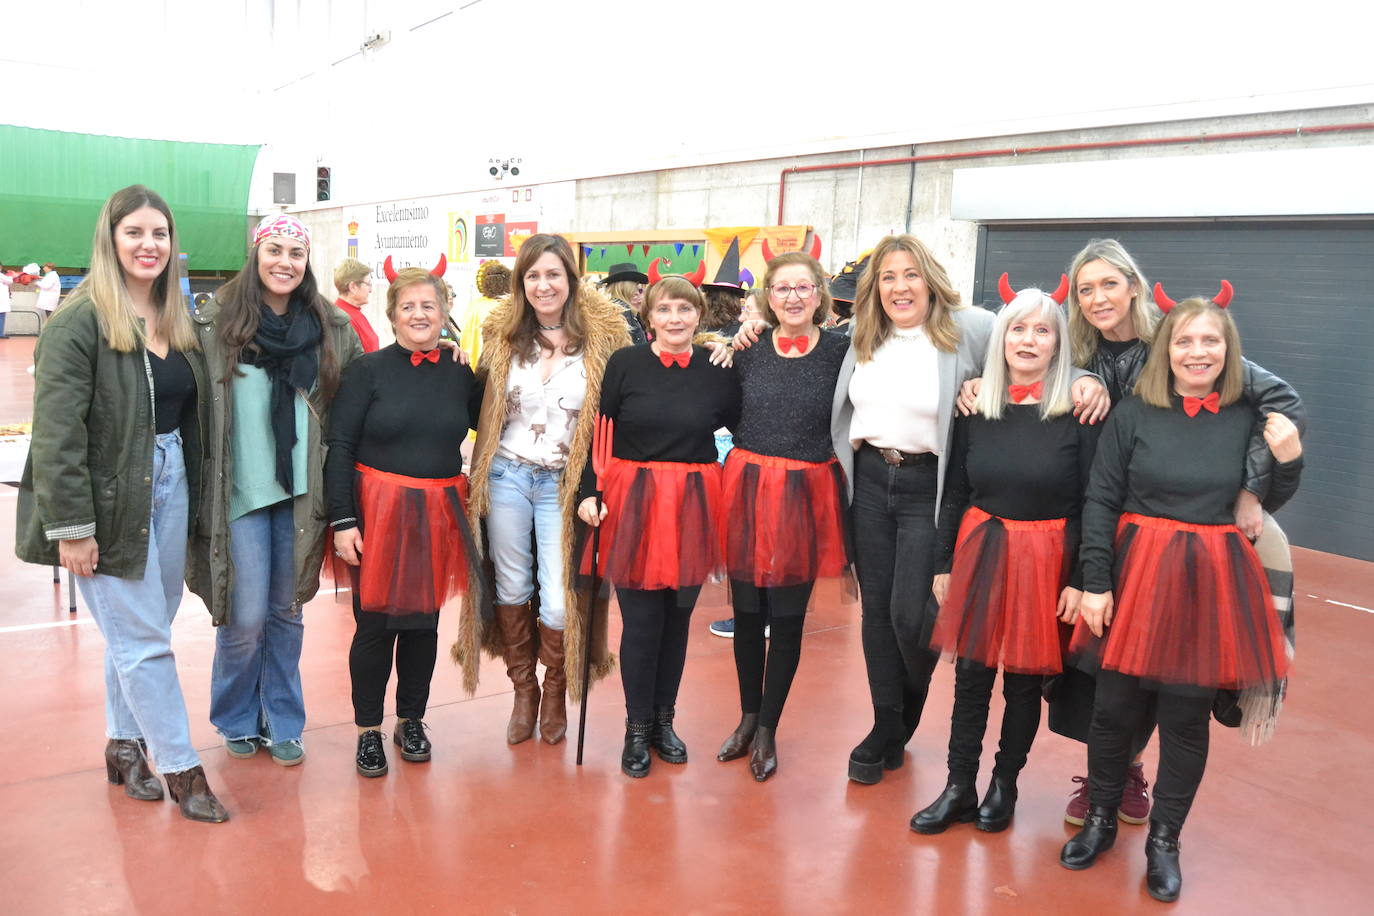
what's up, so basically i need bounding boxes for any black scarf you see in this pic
[239,298,322,491]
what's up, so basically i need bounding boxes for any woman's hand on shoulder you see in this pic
[731,319,767,351]
[438,337,471,365]
[1078,590,1113,637]
[59,537,99,577]
[1263,412,1302,463]
[706,339,735,368]
[1071,377,1111,425]
[577,497,608,527]
[956,378,982,417]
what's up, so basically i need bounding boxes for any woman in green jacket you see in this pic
[188,214,361,766]
[17,185,227,822]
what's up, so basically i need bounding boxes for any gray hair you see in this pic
[976,289,1074,420]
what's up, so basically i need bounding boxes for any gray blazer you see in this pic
[830,307,996,520]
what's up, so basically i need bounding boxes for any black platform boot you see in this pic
[1145,820,1183,902]
[910,780,979,834]
[651,705,688,763]
[1060,805,1119,869]
[847,705,904,785]
[622,719,653,778]
[974,773,1018,833]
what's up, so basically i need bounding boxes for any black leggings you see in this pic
[617,586,701,721]
[1089,670,1215,831]
[731,581,812,729]
[946,663,1043,784]
[349,598,438,728]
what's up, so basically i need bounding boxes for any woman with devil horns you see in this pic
[578,272,740,778]
[190,213,363,767]
[910,280,1101,834]
[452,233,631,748]
[325,256,484,776]
[1059,285,1302,903]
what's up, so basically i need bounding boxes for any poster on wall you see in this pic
[342,181,577,343]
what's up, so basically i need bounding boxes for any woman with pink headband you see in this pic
[188,213,363,766]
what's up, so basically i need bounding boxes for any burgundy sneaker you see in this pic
[1064,775,1091,826]
[1119,762,1151,824]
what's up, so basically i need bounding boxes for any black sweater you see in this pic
[935,406,1102,586]
[579,344,741,499]
[732,328,848,462]
[325,343,482,529]
[1079,395,1303,593]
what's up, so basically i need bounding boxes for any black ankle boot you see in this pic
[1060,805,1119,870]
[1145,820,1183,902]
[651,705,687,763]
[975,774,1018,833]
[622,719,653,778]
[910,780,979,834]
[847,705,904,785]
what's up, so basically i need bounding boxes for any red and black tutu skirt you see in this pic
[582,457,723,591]
[1070,513,1289,690]
[345,464,478,628]
[721,448,851,588]
[929,506,1068,674]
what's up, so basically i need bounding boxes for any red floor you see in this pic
[1,332,1370,915]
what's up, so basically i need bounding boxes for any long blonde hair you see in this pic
[76,185,198,354]
[1134,298,1243,409]
[851,235,963,361]
[1066,238,1159,366]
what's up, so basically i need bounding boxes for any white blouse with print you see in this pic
[496,350,588,469]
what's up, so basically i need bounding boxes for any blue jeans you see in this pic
[210,498,305,744]
[486,454,566,629]
[76,432,200,774]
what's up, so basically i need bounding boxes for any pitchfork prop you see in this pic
[576,414,614,765]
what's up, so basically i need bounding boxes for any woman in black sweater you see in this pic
[1060,289,1302,903]
[578,276,741,778]
[326,266,483,777]
[715,252,851,781]
[912,283,1101,835]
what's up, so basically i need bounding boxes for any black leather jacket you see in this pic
[1084,339,1306,503]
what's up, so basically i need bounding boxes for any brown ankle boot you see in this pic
[538,624,567,745]
[496,603,540,744]
[164,766,230,823]
[105,739,164,801]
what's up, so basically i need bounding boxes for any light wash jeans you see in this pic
[486,454,566,629]
[209,498,305,745]
[76,431,201,774]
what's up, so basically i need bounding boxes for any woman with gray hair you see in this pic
[911,280,1101,835]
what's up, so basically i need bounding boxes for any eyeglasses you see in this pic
[769,283,818,300]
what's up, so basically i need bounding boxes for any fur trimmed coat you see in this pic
[450,286,631,701]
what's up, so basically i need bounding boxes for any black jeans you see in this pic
[731,581,813,728]
[850,446,940,715]
[617,586,701,721]
[947,663,1043,784]
[349,596,438,728]
[1089,670,1215,831]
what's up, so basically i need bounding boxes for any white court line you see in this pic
[1305,594,1374,615]
[0,618,96,634]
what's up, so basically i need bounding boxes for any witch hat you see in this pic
[702,237,745,292]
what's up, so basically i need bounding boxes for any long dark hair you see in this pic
[214,244,341,400]
[499,234,589,358]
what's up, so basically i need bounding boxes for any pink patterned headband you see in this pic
[253,213,311,250]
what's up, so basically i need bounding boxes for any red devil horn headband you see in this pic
[998,272,1070,306]
[1153,279,1234,314]
[760,234,823,264]
[648,258,662,286]
[647,257,706,288]
[383,254,447,284]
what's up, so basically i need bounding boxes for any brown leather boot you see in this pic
[496,603,540,744]
[105,739,164,801]
[537,624,567,745]
[164,766,230,823]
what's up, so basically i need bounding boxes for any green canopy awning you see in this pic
[0,125,260,271]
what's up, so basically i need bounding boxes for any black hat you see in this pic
[701,237,746,294]
[604,262,647,285]
[827,251,871,303]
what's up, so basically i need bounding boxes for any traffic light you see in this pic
[316,166,332,201]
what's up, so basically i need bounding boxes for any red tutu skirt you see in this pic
[1070,513,1289,690]
[582,458,723,591]
[351,464,475,619]
[930,506,1068,674]
[721,448,851,587]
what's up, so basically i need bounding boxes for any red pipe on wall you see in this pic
[776,122,1374,224]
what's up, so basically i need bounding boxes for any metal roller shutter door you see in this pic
[972,222,1374,562]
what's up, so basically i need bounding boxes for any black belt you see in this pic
[863,443,937,467]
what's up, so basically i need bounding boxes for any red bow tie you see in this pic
[659,349,691,369]
[1008,381,1043,403]
[410,349,441,366]
[777,335,810,355]
[1183,391,1220,417]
